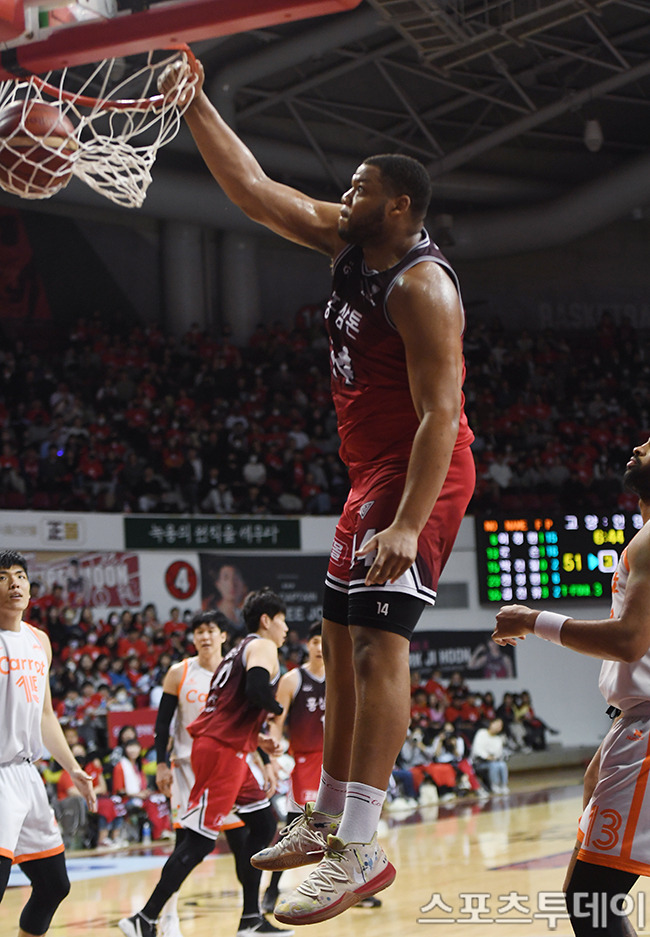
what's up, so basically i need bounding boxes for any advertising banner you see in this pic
[409,629,516,679]
[199,553,326,633]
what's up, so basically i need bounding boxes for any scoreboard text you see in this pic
[475,513,643,604]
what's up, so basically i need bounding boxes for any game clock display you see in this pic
[475,513,644,604]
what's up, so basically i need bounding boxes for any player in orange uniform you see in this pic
[159,57,475,924]
[0,550,96,935]
[493,437,650,937]
[119,590,293,937]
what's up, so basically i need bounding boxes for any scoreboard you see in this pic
[475,512,643,604]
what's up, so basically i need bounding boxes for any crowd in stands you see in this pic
[0,305,645,516]
[465,312,647,514]
[388,670,558,808]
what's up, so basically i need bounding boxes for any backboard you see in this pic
[0,0,363,79]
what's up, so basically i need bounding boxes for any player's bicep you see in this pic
[162,663,182,696]
[389,265,464,420]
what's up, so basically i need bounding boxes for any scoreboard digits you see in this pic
[476,513,643,604]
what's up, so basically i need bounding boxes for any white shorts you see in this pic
[0,762,64,863]
[578,707,650,876]
[170,758,194,829]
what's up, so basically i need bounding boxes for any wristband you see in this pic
[533,610,568,645]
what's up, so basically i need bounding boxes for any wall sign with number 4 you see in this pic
[165,560,198,601]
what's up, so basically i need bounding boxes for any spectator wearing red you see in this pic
[163,606,182,637]
[117,627,149,660]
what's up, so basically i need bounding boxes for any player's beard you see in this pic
[337,203,387,245]
[623,460,650,502]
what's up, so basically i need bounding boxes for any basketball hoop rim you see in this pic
[23,44,195,112]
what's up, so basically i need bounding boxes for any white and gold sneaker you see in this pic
[250,803,337,871]
[273,832,396,925]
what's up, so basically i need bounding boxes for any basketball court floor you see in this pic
[4,766,648,937]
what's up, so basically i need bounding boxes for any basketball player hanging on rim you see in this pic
[0,550,97,935]
[159,60,475,925]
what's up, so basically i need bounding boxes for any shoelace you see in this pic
[274,814,327,856]
[295,844,354,898]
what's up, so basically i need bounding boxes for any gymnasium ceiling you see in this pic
[192,0,650,200]
[8,0,650,259]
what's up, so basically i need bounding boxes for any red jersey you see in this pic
[324,231,473,472]
[187,634,279,753]
[285,666,325,755]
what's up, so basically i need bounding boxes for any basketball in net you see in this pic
[0,47,199,208]
[0,99,78,198]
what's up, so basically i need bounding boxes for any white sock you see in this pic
[337,781,386,844]
[313,768,346,822]
[160,892,179,920]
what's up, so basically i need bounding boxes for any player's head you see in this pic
[306,620,323,661]
[364,154,432,220]
[0,550,30,614]
[189,609,231,650]
[242,588,287,645]
[338,154,431,245]
[0,550,28,576]
[189,608,231,637]
[624,437,650,502]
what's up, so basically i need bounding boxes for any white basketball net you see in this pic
[0,48,198,208]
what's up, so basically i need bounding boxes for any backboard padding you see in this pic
[0,0,363,78]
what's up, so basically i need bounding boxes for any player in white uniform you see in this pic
[493,436,650,937]
[0,550,96,936]
[151,611,285,937]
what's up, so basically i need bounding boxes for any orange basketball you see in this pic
[0,100,78,198]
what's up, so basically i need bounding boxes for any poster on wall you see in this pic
[199,553,326,634]
[28,551,142,608]
[409,629,516,680]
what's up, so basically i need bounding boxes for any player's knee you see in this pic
[350,630,383,679]
[52,870,71,904]
[18,856,71,936]
[38,859,71,905]
[247,807,277,851]
[181,829,216,866]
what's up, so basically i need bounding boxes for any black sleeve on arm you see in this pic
[245,666,283,715]
[154,692,179,765]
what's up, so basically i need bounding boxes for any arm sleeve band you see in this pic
[257,747,271,765]
[154,692,179,764]
[245,667,283,715]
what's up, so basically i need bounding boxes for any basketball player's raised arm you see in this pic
[357,263,464,585]
[493,523,650,661]
[165,62,342,256]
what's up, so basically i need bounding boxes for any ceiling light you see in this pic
[584,119,604,153]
